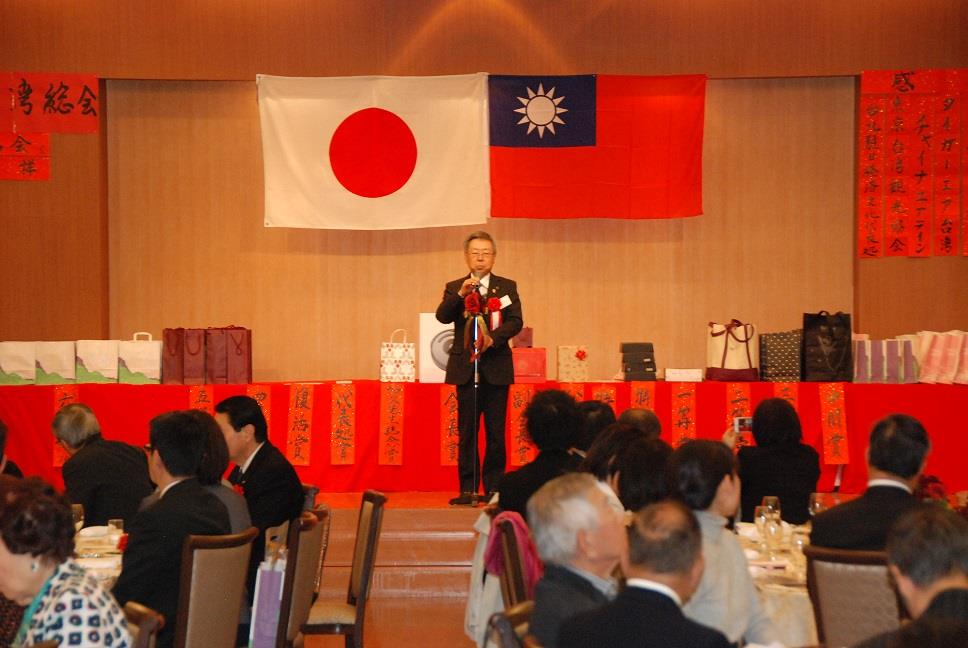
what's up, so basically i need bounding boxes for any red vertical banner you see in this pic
[558,382,585,402]
[935,70,962,256]
[52,385,78,467]
[287,383,313,466]
[188,385,215,414]
[629,381,656,410]
[0,132,50,181]
[909,95,934,257]
[724,383,752,448]
[440,385,460,466]
[330,383,355,465]
[378,383,404,465]
[670,383,697,447]
[245,384,272,435]
[818,382,850,465]
[858,95,886,257]
[590,383,617,414]
[506,384,536,467]
[772,382,799,411]
[2,72,100,133]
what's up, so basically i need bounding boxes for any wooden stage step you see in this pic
[317,494,483,599]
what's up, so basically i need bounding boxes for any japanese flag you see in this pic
[257,73,489,230]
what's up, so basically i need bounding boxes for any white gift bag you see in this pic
[118,332,162,384]
[35,341,76,384]
[380,329,416,382]
[0,342,36,385]
[75,340,120,383]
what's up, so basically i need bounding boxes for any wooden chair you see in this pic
[123,600,165,648]
[300,490,387,648]
[804,544,907,648]
[487,600,534,648]
[302,483,320,510]
[274,503,332,648]
[26,642,59,648]
[173,526,257,648]
[497,518,528,608]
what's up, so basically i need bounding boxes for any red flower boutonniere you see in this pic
[575,347,588,361]
[487,297,502,330]
[233,483,245,496]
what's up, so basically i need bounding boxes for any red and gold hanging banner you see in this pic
[52,385,78,467]
[2,72,100,133]
[818,382,850,465]
[507,384,536,467]
[670,383,697,447]
[439,384,460,466]
[558,382,585,402]
[330,383,354,465]
[286,383,313,466]
[859,69,967,258]
[378,383,404,465]
[188,385,215,414]
[0,132,50,181]
[772,382,799,411]
[245,384,272,434]
[629,381,656,410]
[724,383,752,448]
[590,383,617,414]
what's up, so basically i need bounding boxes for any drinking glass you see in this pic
[761,496,781,521]
[808,492,827,517]
[764,517,783,559]
[754,505,771,547]
[71,504,84,533]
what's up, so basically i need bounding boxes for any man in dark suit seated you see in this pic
[560,499,731,648]
[495,389,582,517]
[527,473,627,648]
[854,506,968,648]
[215,395,304,600]
[52,403,154,526]
[113,411,231,648]
[811,413,929,550]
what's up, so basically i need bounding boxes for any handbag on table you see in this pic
[706,320,759,381]
[380,328,415,382]
[801,311,852,382]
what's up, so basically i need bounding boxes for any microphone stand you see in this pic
[470,307,484,505]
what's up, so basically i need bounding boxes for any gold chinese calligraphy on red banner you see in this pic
[439,385,460,466]
[507,384,536,467]
[558,383,585,402]
[724,383,752,448]
[378,383,404,465]
[188,385,215,414]
[670,383,697,447]
[330,383,354,465]
[245,384,272,434]
[818,382,850,465]
[287,383,313,466]
[629,381,656,410]
[0,132,49,181]
[52,385,78,467]
[590,384,617,414]
[2,73,100,133]
[772,382,799,411]
[859,69,966,258]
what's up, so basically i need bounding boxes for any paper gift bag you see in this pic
[511,327,534,348]
[249,559,286,648]
[183,328,206,385]
[35,341,75,384]
[801,311,853,382]
[557,345,589,382]
[759,330,801,382]
[884,339,902,384]
[706,320,759,381]
[896,335,920,383]
[226,327,252,384]
[937,331,966,384]
[0,342,36,384]
[162,328,184,384]
[205,328,229,384]
[955,335,968,385]
[380,328,416,382]
[75,340,119,383]
[513,348,547,383]
[118,332,162,384]
[868,340,886,383]
[853,340,870,383]
[917,332,943,383]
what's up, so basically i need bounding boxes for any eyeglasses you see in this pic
[467,250,494,258]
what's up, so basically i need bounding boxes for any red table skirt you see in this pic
[1,381,965,494]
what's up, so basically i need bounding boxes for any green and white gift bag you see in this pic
[118,332,162,384]
[0,341,36,384]
[76,340,120,383]
[35,341,76,384]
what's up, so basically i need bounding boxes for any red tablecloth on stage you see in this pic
[1,381,965,494]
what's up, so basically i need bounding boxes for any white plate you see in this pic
[78,525,110,538]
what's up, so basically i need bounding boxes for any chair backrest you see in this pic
[487,600,534,648]
[804,544,905,647]
[174,526,257,648]
[27,642,60,648]
[301,483,320,511]
[347,490,387,618]
[124,600,165,648]
[497,519,528,608]
[275,503,331,647]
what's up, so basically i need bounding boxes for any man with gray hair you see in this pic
[526,472,627,648]
[52,403,153,527]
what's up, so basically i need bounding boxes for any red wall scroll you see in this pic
[772,382,799,411]
[670,383,697,447]
[439,385,459,466]
[819,382,850,465]
[378,383,404,465]
[188,385,215,414]
[287,383,313,466]
[629,381,656,410]
[558,383,585,402]
[590,383,617,414]
[2,72,100,133]
[52,385,78,467]
[330,383,354,465]
[0,132,49,180]
[245,384,272,434]
[507,384,536,467]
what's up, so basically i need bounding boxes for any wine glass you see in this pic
[71,503,85,533]
[808,492,827,518]
[761,496,781,521]
[754,505,771,549]
[764,516,783,560]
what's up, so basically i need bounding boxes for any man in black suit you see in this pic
[811,414,929,550]
[52,403,154,526]
[560,500,731,648]
[436,231,523,505]
[854,506,968,648]
[527,473,627,648]
[113,411,231,648]
[215,395,304,600]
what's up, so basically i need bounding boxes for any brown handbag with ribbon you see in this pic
[706,319,759,381]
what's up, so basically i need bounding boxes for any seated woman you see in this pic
[0,475,131,647]
[737,397,820,524]
[190,410,252,533]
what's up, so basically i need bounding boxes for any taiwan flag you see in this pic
[258,73,489,230]
[489,74,706,219]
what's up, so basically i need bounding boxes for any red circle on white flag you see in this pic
[329,108,417,198]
